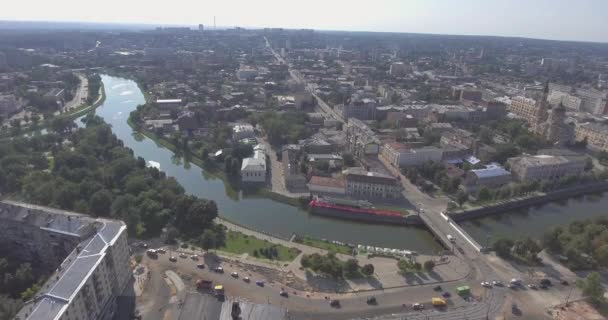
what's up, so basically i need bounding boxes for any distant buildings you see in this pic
[344,168,402,200]
[1,201,131,320]
[0,94,21,117]
[389,62,411,77]
[507,153,586,182]
[236,65,258,81]
[241,145,267,183]
[341,93,377,120]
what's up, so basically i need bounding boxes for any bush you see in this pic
[423,260,436,272]
[361,264,375,276]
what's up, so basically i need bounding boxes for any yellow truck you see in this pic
[214,285,224,297]
[432,297,446,307]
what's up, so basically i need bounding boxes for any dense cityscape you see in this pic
[1,10,608,320]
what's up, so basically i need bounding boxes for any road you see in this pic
[139,252,506,320]
[60,73,88,114]
[264,36,344,123]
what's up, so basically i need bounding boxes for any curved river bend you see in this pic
[94,75,441,252]
[93,75,608,252]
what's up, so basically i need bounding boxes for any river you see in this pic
[93,75,608,253]
[94,75,442,252]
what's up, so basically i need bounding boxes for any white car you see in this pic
[231,272,239,278]
[190,255,199,260]
[156,249,166,254]
[481,281,492,287]
[179,253,187,259]
[491,280,503,286]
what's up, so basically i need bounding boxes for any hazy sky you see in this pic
[2,0,608,42]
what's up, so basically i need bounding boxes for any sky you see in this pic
[2,0,608,43]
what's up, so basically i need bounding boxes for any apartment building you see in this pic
[575,122,608,152]
[508,96,538,120]
[344,168,402,200]
[1,201,131,320]
[507,154,586,182]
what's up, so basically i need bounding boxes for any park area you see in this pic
[220,231,301,262]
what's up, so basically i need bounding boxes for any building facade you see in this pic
[241,145,267,183]
[1,201,131,320]
[507,154,586,182]
[575,122,608,152]
[345,118,380,157]
[344,168,402,200]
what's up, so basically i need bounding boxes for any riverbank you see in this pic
[449,181,608,221]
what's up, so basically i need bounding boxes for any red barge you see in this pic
[308,197,412,225]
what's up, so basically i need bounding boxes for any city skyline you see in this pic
[2,0,608,43]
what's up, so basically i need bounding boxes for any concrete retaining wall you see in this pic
[449,181,608,221]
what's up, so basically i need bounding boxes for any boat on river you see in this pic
[308,197,412,225]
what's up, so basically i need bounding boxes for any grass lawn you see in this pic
[295,236,353,255]
[219,231,301,262]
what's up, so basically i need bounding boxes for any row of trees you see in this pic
[402,161,462,195]
[300,253,374,279]
[397,259,435,274]
[0,258,41,320]
[86,74,102,104]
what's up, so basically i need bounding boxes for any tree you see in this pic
[89,189,112,216]
[342,153,355,167]
[361,264,374,276]
[344,259,359,278]
[493,238,514,258]
[578,272,605,306]
[199,229,217,251]
[423,260,436,272]
[477,187,492,202]
[455,190,469,207]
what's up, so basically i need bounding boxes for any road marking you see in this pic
[448,221,481,252]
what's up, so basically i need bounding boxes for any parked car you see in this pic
[243,277,250,283]
[179,253,187,259]
[481,281,492,287]
[442,292,451,298]
[190,255,199,261]
[231,272,239,278]
[433,285,442,291]
[540,278,552,286]
[280,291,288,298]
[196,263,205,269]
[169,256,177,262]
[527,284,538,290]
[366,297,377,305]
[156,249,166,254]
[330,300,340,307]
[256,280,265,287]
[561,280,569,286]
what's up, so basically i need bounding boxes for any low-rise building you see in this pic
[344,168,402,200]
[307,176,346,196]
[380,142,443,168]
[507,154,587,182]
[463,163,511,192]
[156,98,183,111]
[241,145,267,183]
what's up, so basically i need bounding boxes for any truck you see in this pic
[432,297,446,307]
[456,286,470,296]
[196,279,213,290]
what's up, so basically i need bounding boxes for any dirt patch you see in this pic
[550,301,605,320]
